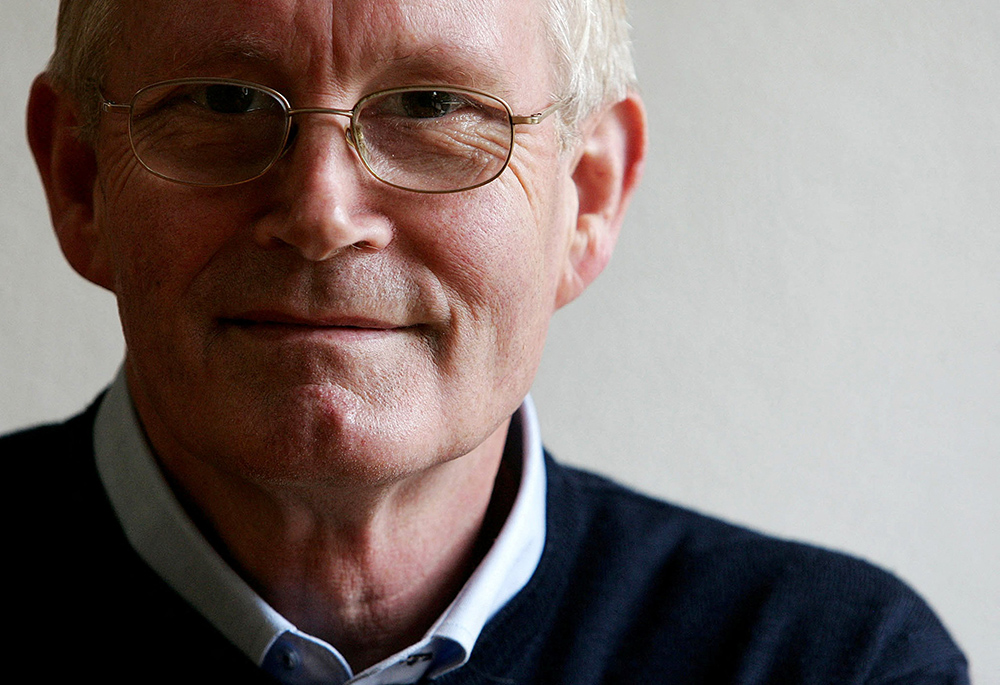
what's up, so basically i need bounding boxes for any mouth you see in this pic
[220,310,409,339]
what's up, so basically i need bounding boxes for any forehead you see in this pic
[111,0,552,97]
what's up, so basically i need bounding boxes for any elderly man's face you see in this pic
[83,0,585,484]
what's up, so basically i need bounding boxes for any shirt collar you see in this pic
[93,367,546,684]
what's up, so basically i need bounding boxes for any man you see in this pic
[6,0,968,682]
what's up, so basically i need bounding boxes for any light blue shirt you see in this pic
[94,368,546,684]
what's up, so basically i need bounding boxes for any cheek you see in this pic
[102,195,184,318]
[401,180,566,392]
[97,181,248,351]
[435,184,553,306]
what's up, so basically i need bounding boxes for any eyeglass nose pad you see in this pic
[346,124,373,161]
[277,122,299,161]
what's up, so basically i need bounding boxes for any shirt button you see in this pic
[405,652,434,666]
[276,645,301,670]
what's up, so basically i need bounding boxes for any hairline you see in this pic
[49,0,636,148]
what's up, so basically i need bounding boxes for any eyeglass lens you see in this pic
[127,81,516,191]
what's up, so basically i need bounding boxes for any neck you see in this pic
[149,418,518,672]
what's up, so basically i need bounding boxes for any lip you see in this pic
[220,310,409,338]
[227,310,400,328]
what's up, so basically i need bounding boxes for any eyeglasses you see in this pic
[100,78,561,193]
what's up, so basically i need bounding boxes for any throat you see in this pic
[229,422,521,672]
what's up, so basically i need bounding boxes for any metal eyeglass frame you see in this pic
[100,78,563,193]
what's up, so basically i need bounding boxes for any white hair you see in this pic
[47,0,637,143]
[545,0,638,144]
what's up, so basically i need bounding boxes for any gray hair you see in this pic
[46,0,119,141]
[47,0,636,145]
[546,0,638,145]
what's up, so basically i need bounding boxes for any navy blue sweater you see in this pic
[5,405,968,683]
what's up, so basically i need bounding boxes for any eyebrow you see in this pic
[382,46,517,92]
[159,34,521,99]
[165,35,284,75]
[215,35,286,63]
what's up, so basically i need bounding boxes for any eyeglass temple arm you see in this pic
[511,101,562,126]
[99,87,131,114]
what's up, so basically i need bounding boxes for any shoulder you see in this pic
[3,398,113,545]
[2,400,104,513]
[477,456,969,684]
[548,456,881,582]
[4,399,267,679]
[547,458,944,620]
[1,399,100,459]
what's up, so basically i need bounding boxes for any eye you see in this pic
[192,84,273,114]
[391,90,471,119]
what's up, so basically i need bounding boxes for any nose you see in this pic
[253,119,392,261]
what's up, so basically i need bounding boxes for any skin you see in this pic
[28,0,646,671]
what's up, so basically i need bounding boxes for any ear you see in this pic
[555,91,647,309]
[27,74,114,291]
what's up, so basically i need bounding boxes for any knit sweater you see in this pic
[5,405,968,684]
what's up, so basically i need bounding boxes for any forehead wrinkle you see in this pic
[114,3,298,85]
[115,0,549,102]
[326,0,534,88]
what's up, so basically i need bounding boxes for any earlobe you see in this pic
[27,74,114,291]
[555,92,647,309]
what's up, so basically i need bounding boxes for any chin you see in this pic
[195,383,457,490]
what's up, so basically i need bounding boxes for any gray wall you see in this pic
[2,1,996,680]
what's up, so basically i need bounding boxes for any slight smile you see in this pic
[221,311,411,340]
